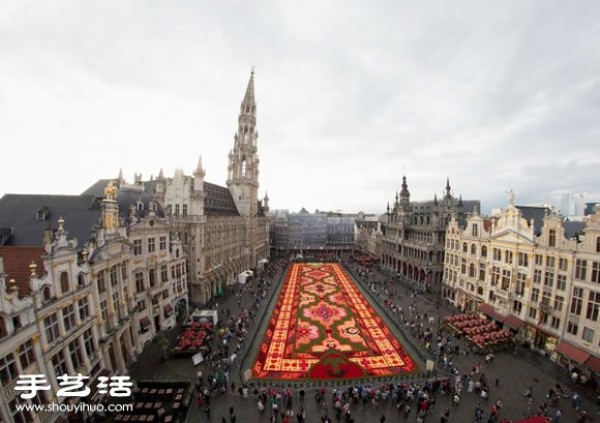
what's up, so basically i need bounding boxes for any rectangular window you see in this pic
[159,236,167,251]
[471,223,478,237]
[135,272,144,294]
[83,328,94,360]
[575,259,588,280]
[592,262,600,284]
[69,340,83,371]
[479,264,485,282]
[149,269,156,287]
[504,251,513,264]
[18,340,35,370]
[557,274,567,291]
[586,291,600,322]
[567,321,579,335]
[518,252,529,267]
[582,327,595,342]
[513,300,522,314]
[535,254,543,266]
[528,307,537,319]
[137,300,146,311]
[531,288,540,303]
[148,238,156,253]
[161,265,168,283]
[546,256,555,268]
[533,269,542,284]
[110,266,118,286]
[516,273,526,296]
[182,204,188,216]
[52,350,68,378]
[44,314,60,343]
[544,271,554,288]
[78,297,90,321]
[100,300,109,332]
[133,239,142,256]
[175,204,180,216]
[0,352,18,382]
[570,287,584,316]
[62,304,76,332]
[559,258,568,271]
[491,266,500,286]
[113,292,121,321]
[551,316,560,330]
[554,296,564,312]
[97,270,106,293]
[501,269,511,290]
[493,248,501,261]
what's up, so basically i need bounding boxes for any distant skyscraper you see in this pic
[561,193,585,219]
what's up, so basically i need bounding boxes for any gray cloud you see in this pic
[1,1,599,216]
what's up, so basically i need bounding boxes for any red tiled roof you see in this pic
[0,246,45,297]
[504,314,524,330]
[555,341,590,365]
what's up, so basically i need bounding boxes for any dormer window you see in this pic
[36,207,49,221]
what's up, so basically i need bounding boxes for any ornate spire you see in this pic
[158,168,164,179]
[243,67,256,108]
[445,177,452,200]
[194,155,205,177]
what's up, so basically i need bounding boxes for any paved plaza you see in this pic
[129,261,598,423]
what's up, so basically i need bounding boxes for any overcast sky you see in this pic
[1,1,599,215]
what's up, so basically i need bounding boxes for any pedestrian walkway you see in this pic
[126,259,598,423]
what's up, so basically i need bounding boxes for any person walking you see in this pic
[204,405,211,422]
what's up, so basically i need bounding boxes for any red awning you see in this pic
[585,355,600,374]
[555,341,591,365]
[140,316,151,330]
[504,315,524,330]
[479,304,506,322]
[164,304,174,316]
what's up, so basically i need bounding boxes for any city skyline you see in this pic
[1,1,599,214]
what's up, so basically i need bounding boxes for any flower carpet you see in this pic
[252,263,417,381]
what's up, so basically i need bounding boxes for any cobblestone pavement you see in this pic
[130,261,598,423]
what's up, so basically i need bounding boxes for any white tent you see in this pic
[237,270,254,284]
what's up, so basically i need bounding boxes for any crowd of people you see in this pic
[164,256,595,423]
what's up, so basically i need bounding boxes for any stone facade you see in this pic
[380,176,479,292]
[0,181,188,423]
[152,70,270,304]
[354,212,383,257]
[443,197,600,374]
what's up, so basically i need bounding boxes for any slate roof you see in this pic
[203,182,240,216]
[563,220,585,239]
[82,180,165,218]
[516,206,550,235]
[0,194,99,247]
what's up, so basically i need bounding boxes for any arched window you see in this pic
[481,246,488,257]
[596,236,600,253]
[469,263,476,278]
[241,159,247,177]
[477,287,484,295]
[549,229,556,247]
[471,244,477,255]
[462,243,468,253]
[60,272,69,294]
